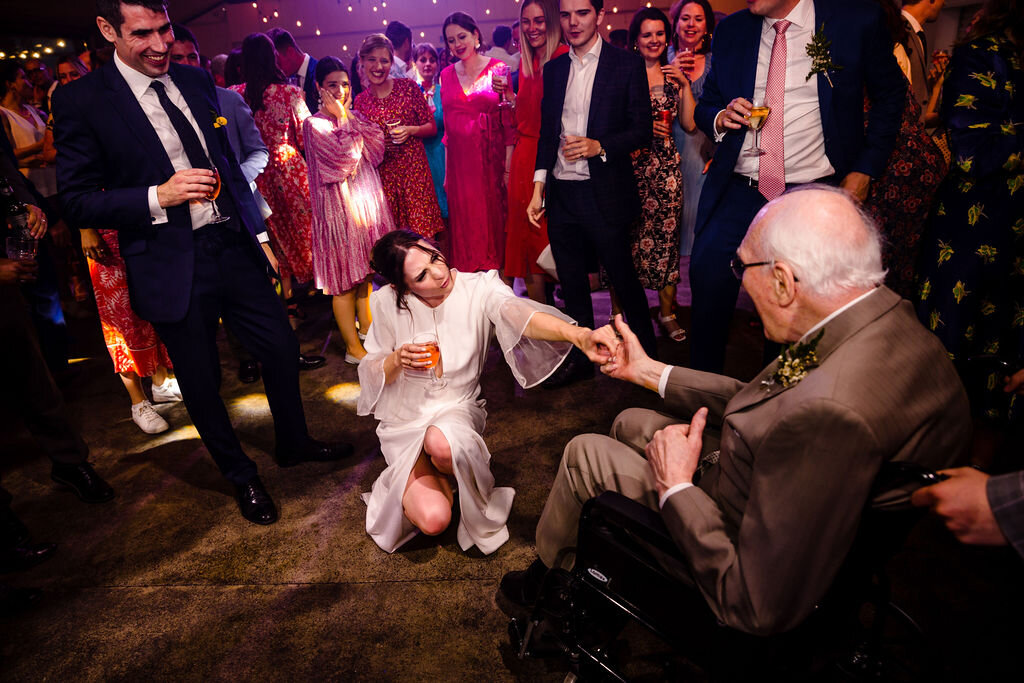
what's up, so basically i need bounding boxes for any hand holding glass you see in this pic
[492,63,511,110]
[204,161,230,224]
[743,98,771,157]
[406,332,446,390]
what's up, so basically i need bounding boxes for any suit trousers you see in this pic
[689,175,767,374]
[546,178,658,357]
[0,287,88,465]
[151,224,308,486]
[536,407,721,569]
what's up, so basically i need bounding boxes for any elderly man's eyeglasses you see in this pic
[730,256,772,280]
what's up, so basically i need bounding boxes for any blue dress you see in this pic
[420,82,449,219]
[671,56,712,257]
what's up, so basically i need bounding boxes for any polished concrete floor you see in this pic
[1,274,1021,681]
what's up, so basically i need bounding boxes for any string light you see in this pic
[273,9,279,18]
[382,19,387,25]
[348,5,353,11]
[296,20,301,27]
[44,47,52,54]
[31,52,40,58]
[252,2,257,7]
[419,31,425,38]
[315,28,321,36]
[382,1,386,6]
[612,6,619,12]
[372,5,377,11]
[0,53,5,59]
[606,24,611,29]
[343,45,349,51]
[262,16,268,22]
[57,40,65,48]
[485,8,491,14]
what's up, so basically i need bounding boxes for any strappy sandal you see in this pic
[657,312,687,342]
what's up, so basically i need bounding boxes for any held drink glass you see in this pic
[679,45,695,79]
[743,98,771,157]
[492,62,512,110]
[657,109,674,145]
[412,332,447,390]
[6,236,38,262]
[205,160,230,224]
[385,119,403,145]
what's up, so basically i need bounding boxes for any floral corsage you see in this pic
[763,330,824,389]
[212,114,228,129]
[805,24,843,87]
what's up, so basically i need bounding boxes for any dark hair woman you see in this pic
[302,55,395,363]
[357,228,610,555]
[230,32,314,310]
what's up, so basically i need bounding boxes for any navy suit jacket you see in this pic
[693,0,905,234]
[536,41,652,227]
[302,56,319,117]
[52,61,268,323]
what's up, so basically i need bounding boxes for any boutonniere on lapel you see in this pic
[210,109,228,129]
[763,330,824,390]
[805,24,843,87]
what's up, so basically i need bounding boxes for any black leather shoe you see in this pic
[275,439,354,468]
[238,359,260,384]
[0,542,56,574]
[298,354,326,371]
[541,351,595,390]
[498,558,550,609]
[234,477,278,525]
[51,462,115,504]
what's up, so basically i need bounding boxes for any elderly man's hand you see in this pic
[646,407,708,498]
[600,314,666,391]
[580,326,619,365]
[911,467,1008,546]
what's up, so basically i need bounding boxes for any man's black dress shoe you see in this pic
[541,350,595,390]
[238,359,260,384]
[0,542,56,574]
[498,558,550,609]
[298,354,326,371]
[51,462,115,504]
[275,439,354,468]
[234,477,278,525]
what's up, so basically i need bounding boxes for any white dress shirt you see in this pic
[115,53,215,229]
[533,37,603,184]
[296,53,311,91]
[728,0,835,183]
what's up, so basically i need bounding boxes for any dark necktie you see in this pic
[149,79,210,170]
[918,30,927,56]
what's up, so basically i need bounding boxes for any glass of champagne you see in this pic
[743,98,771,157]
[492,62,512,110]
[204,159,230,224]
[411,332,446,390]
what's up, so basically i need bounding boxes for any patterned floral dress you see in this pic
[915,32,1024,420]
[87,231,173,375]
[354,78,445,239]
[230,83,314,284]
[631,80,683,291]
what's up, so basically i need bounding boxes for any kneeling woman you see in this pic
[358,230,608,554]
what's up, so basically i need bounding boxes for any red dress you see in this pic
[231,83,314,284]
[504,47,569,278]
[441,59,515,272]
[87,231,173,375]
[354,79,444,239]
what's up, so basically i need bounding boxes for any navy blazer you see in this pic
[52,61,268,323]
[693,0,905,234]
[536,41,652,227]
[302,56,319,116]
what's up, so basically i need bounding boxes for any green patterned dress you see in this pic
[916,32,1024,419]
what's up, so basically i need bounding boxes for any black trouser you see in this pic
[151,224,308,486]
[546,178,658,357]
[0,287,87,465]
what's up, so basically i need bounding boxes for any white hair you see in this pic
[751,184,887,299]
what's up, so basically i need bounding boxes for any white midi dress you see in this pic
[357,270,574,554]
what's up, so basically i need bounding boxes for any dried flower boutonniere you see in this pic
[763,330,824,390]
[806,24,843,87]
[213,115,228,129]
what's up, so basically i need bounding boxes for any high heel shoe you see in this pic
[657,312,687,342]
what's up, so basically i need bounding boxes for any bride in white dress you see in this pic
[357,230,611,554]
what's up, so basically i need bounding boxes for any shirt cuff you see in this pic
[148,185,168,224]
[533,169,547,184]
[713,109,728,143]
[256,231,270,244]
[659,482,694,509]
[657,365,674,398]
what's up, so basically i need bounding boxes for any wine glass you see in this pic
[492,63,512,110]
[5,235,38,262]
[409,332,447,391]
[743,97,771,157]
[204,159,230,224]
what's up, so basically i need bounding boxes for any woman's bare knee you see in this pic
[424,426,452,471]
[413,501,452,536]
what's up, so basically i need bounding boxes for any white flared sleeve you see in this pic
[357,288,398,417]
[480,271,576,388]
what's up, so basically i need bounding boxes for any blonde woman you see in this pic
[500,0,567,303]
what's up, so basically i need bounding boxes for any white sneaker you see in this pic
[151,377,183,403]
[132,400,170,434]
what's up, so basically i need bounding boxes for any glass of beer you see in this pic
[657,109,674,143]
[411,332,446,390]
[385,119,403,145]
[743,97,771,157]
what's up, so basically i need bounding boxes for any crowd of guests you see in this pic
[2,0,1023,654]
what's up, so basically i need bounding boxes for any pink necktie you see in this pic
[758,19,791,201]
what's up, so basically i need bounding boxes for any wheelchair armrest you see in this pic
[582,491,676,549]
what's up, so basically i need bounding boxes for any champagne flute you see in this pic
[492,62,512,110]
[204,158,230,224]
[743,97,771,157]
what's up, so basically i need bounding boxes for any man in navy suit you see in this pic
[527,0,657,386]
[53,0,351,526]
[267,27,318,116]
[688,0,905,374]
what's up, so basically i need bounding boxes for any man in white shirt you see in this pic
[267,27,318,114]
[527,0,657,387]
[487,26,521,73]
[688,0,904,375]
[385,22,415,79]
[53,0,351,527]
[501,186,971,635]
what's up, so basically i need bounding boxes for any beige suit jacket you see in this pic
[659,287,970,634]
